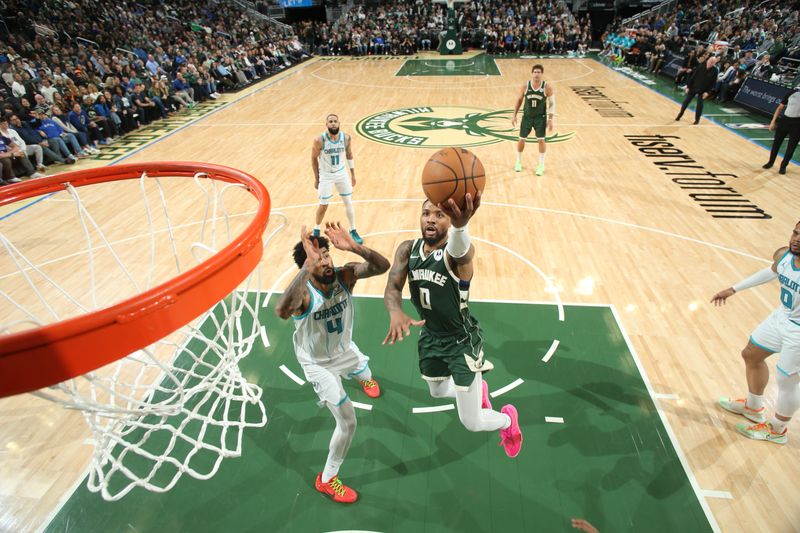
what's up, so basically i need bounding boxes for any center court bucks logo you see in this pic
[356,106,575,148]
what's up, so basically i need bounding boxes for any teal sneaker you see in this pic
[514,161,522,172]
[735,422,787,445]
[350,229,363,244]
[312,228,320,237]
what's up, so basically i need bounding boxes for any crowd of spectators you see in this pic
[296,0,591,57]
[600,1,799,102]
[0,0,310,185]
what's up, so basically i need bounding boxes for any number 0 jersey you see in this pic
[292,270,354,364]
[318,131,347,175]
[776,250,800,322]
[408,239,476,335]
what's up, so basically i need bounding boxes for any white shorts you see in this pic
[300,344,370,406]
[750,307,800,375]
[318,170,352,205]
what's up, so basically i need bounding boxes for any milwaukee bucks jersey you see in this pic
[318,131,346,175]
[292,270,353,364]
[523,80,546,118]
[408,239,474,334]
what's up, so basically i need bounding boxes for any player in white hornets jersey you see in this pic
[712,221,800,444]
[276,222,390,503]
[311,114,363,244]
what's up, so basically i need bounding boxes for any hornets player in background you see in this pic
[276,222,390,503]
[712,221,800,445]
[512,64,555,176]
[382,192,523,457]
[312,114,363,244]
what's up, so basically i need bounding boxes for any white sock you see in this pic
[769,416,787,434]
[322,401,357,482]
[746,392,764,410]
[342,195,356,230]
[516,151,522,163]
[539,153,546,166]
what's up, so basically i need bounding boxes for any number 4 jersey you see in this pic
[292,270,355,365]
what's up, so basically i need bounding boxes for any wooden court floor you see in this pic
[1,54,798,532]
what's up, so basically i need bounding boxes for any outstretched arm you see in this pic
[325,222,389,288]
[383,240,424,344]
[276,227,320,319]
[710,246,786,306]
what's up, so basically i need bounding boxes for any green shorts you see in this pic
[519,114,546,139]
[417,323,494,391]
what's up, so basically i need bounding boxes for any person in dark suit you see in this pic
[764,87,800,175]
[675,54,720,125]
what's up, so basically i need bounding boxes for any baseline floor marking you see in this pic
[412,404,455,414]
[609,304,721,533]
[700,490,734,500]
[489,378,525,398]
[279,365,305,386]
[542,339,560,363]
[652,393,679,400]
[544,416,565,423]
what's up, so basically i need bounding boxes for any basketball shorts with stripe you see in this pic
[750,307,800,375]
[300,344,370,406]
[318,170,352,205]
[417,326,494,392]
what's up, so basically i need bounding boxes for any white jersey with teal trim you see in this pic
[292,271,354,365]
[318,132,347,176]
[776,250,800,321]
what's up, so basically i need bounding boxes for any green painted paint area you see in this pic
[594,56,797,165]
[45,297,712,533]
[396,55,501,76]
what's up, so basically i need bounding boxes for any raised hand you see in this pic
[383,310,425,345]
[438,190,482,228]
[324,221,357,252]
[710,287,735,306]
[300,226,323,268]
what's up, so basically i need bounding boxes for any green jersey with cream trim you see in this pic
[408,238,475,335]
[523,80,547,119]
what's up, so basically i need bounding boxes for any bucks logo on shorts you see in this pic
[356,106,575,148]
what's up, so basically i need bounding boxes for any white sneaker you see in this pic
[31,172,45,179]
[7,177,22,183]
[718,397,766,423]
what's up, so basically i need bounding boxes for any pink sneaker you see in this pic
[499,404,522,457]
[481,380,492,410]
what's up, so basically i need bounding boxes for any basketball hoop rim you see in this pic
[0,162,271,399]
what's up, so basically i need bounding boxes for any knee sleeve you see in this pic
[776,371,800,417]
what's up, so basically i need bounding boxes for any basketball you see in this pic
[421,147,486,208]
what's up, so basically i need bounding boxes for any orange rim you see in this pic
[0,162,270,398]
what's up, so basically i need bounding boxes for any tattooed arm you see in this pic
[383,240,424,344]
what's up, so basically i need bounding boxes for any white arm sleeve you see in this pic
[732,267,777,292]
[446,224,470,258]
[547,94,555,116]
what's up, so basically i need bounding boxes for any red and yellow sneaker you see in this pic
[315,473,359,503]
[357,378,380,398]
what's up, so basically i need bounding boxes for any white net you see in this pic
[0,169,284,500]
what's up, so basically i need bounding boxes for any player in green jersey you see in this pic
[383,192,523,457]
[512,64,555,176]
